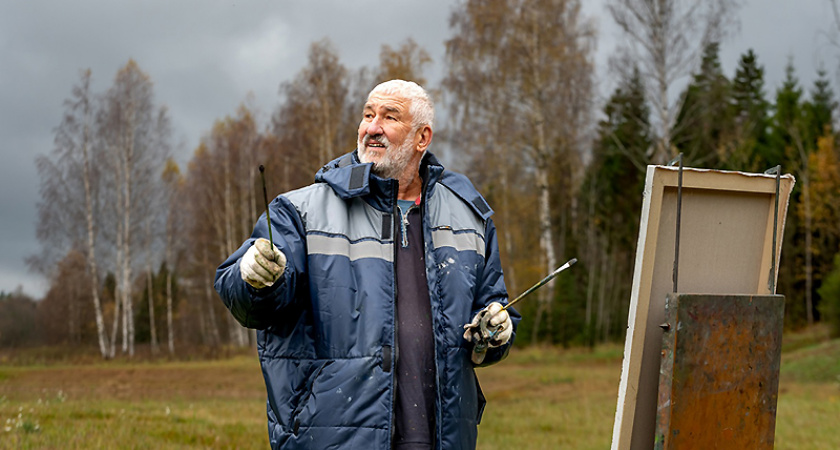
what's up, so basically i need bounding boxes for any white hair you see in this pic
[368,80,434,131]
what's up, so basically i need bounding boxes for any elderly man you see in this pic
[215,80,519,450]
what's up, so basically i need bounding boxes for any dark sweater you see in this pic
[394,200,436,450]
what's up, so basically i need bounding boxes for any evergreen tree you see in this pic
[591,67,652,244]
[805,68,837,141]
[580,67,652,344]
[770,62,836,328]
[732,50,768,120]
[769,62,804,159]
[671,42,732,166]
[818,253,840,337]
[771,63,806,328]
[801,74,840,324]
[727,49,771,170]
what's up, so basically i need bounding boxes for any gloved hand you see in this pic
[240,238,286,289]
[463,302,513,364]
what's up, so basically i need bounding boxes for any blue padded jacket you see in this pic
[214,150,519,449]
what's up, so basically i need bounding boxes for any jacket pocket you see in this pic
[289,360,334,435]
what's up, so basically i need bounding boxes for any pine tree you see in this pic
[770,62,804,157]
[727,49,771,170]
[805,69,836,141]
[772,63,805,327]
[671,42,732,167]
[771,62,817,327]
[802,75,839,324]
[580,67,652,344]
[818,253,840,337]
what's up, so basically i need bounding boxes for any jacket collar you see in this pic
[316,150,445,210]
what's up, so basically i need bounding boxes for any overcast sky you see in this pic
[1,0,837,298]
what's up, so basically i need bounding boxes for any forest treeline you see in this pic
[3,0,840,357]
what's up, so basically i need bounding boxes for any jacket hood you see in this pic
[315,150,446,211]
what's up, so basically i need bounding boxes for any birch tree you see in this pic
[445,0,596,343]
[32,69,111,357]
[98,59,170,357]
[375,38,432,86]
[182,103,267,347]
[607,0,742,163]
[183,143,224,346]
[138,108,172,354]
[273,38,353,178]
[162,157,184,354]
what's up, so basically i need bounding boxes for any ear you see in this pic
[415,125,433,152]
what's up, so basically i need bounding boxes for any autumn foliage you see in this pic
[10,1,840,355]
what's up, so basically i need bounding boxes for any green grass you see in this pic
[0,332,837,449]
[781,337,840,383]
[475,346,621,449]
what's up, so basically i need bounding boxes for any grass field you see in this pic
[1,331,838,449]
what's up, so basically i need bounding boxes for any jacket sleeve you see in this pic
[474,217,521,367]
[214,194,307,329]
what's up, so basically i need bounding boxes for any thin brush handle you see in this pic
[502,258,577,311]
[258,165,274,252]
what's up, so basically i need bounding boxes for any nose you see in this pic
[365,117,384,136]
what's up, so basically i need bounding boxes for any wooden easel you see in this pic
[611,163,794,449]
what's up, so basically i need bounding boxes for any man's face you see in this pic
[357,92,419,179]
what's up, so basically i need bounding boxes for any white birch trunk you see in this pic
[109,287,121,359]
[532,164,557,343]
[121,104,136,357]
[524,14,557,343]
[114,146,126,357]
[80,92,110,358]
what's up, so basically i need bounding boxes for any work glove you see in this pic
[463,302,513,364]
[240,238,286,289]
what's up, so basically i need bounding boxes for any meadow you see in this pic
[0,329,838,449]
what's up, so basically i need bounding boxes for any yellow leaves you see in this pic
[161,157,182,185]
[113,58,152,91]
[376,38,432,86]
[807,133,840,216]
[798,132,840,249]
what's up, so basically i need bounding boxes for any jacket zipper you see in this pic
[398,203,417,248]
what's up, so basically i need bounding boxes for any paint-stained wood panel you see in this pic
[655,294,784,449]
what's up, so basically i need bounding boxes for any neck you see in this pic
[397,170,422,200]
[396,155,425,200]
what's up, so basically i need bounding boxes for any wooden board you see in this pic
[655,294,784,449]
[610,166,794,450]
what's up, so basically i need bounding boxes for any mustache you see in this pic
[362,134,390,147]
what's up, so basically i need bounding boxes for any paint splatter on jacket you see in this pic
[215,150,520,449]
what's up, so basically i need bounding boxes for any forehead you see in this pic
[364,92,412,115]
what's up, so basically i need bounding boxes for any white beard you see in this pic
[358,134,416,180]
